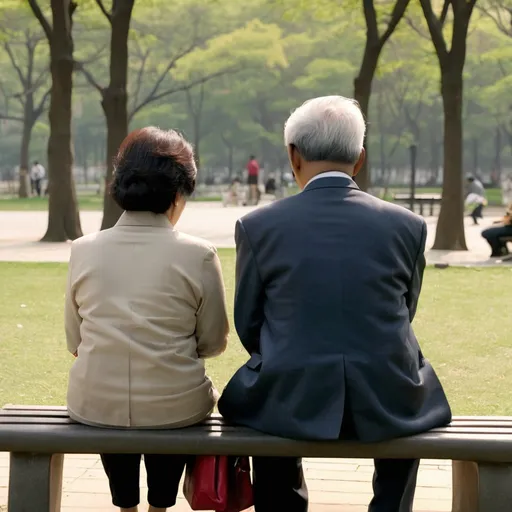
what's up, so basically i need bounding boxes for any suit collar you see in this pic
[303,176,359,193]
[115,211,174,229]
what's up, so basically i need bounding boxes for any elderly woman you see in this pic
[65,127,229,512]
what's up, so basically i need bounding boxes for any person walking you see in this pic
[219,96,451,512]
[30,160,45,197]
[466,176,486,225]
[246,155,260,205]
[65,127,229,512]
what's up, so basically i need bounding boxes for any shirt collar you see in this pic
[115,211,174,229]
[305,171,353,189]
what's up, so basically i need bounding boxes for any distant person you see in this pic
[466,176,486,225]
[265,175,276,195]
[223,176,242,207]
[30,161,45,197]
[65,127,229,512]
[246,155,260,205]
[219,96,451,512]
[481,203,512,257]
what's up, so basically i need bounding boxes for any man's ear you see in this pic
[352,149,366,177]
[288,144,301,175]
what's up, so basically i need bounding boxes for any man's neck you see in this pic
[301,162,353,184]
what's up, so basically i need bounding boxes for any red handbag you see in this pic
[183,455,253,512]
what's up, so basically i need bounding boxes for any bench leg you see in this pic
[452,460,512,512]
[478,462,512,511]
[8,452,64,512]
[452,460,478,512]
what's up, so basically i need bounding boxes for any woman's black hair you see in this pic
[110,127,197,214]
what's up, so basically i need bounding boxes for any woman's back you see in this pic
[66,215,228,429]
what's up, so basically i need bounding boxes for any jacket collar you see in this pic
[302,176,360,193]
[115,211,174,229]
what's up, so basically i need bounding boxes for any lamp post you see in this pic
[409,144,417,212]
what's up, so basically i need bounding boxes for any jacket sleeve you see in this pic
[405,220,427,323]
[196,248,229,358]
[65,247,82,355]
[233,219,264,354]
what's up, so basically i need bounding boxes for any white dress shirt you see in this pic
[305,171,354,188]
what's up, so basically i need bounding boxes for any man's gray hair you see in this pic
[284,96,366,165]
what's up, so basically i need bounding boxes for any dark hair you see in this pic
[110,127,197,214]
[249,155,255,160]
[33,161,38,165]
[467,176,475,182]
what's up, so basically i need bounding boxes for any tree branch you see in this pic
[130,48,150,114]
[479,2,512,37]
[130,68,237,121]
[94,0,112,23]
[4,42,27,88]
[379,0,412,47]
[419,0,449,60]
[439,0,451,26]
[35,87,51,117]
[363,0,380,43]
[27,0,52,41]
[0,113,24,122]
[74,62,105,94]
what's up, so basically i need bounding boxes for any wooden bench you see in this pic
[393,193,442,216]
[1,406,512,512]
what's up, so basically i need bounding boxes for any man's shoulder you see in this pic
[364,193,425,225]
[239,194,301,227]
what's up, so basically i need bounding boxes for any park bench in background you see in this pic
[0,406,511,512]
[393,192,442,216]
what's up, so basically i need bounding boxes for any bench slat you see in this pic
[1,423,512,461]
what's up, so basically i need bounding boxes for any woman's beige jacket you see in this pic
[65,211,229,428]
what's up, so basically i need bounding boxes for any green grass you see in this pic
[0,259,511,415]
[0,193,222,211]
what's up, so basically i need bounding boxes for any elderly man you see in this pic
[218,96,452,512]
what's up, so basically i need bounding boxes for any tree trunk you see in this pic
[100,0,135,230]
[42,0,82,242]
[18,100,35,198]
[429,129,440,185]
[353,46,380,192]
[432,70,467,251]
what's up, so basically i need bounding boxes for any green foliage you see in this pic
[1,0,511,181]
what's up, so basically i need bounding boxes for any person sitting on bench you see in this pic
[65,127,229,512]
[481,203,512,257]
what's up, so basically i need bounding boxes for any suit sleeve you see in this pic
[65,247,82,355]
[234,219,265,355]
[406,220,427,323]
[196,248,229,358]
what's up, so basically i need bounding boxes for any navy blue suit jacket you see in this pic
[218,177,452,442]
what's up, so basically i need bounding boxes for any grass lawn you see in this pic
[0,193,222,211]
[0,257,511,415]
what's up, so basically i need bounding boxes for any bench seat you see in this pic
[1,406,512,512]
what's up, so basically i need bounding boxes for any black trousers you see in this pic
[471,203,484,223]
[101,453,187,508]
[253,403,420,512]
[252,456,419,512]
[482,224,512,257]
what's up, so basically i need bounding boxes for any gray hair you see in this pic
[284,96,366,165]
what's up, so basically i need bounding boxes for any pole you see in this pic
[409,144,417,212]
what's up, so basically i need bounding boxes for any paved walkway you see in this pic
[0,203,508,265]
[0,453,452,511]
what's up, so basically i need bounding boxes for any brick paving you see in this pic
[0,453,452,511]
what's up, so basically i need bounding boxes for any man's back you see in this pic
[219,177,451,442]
